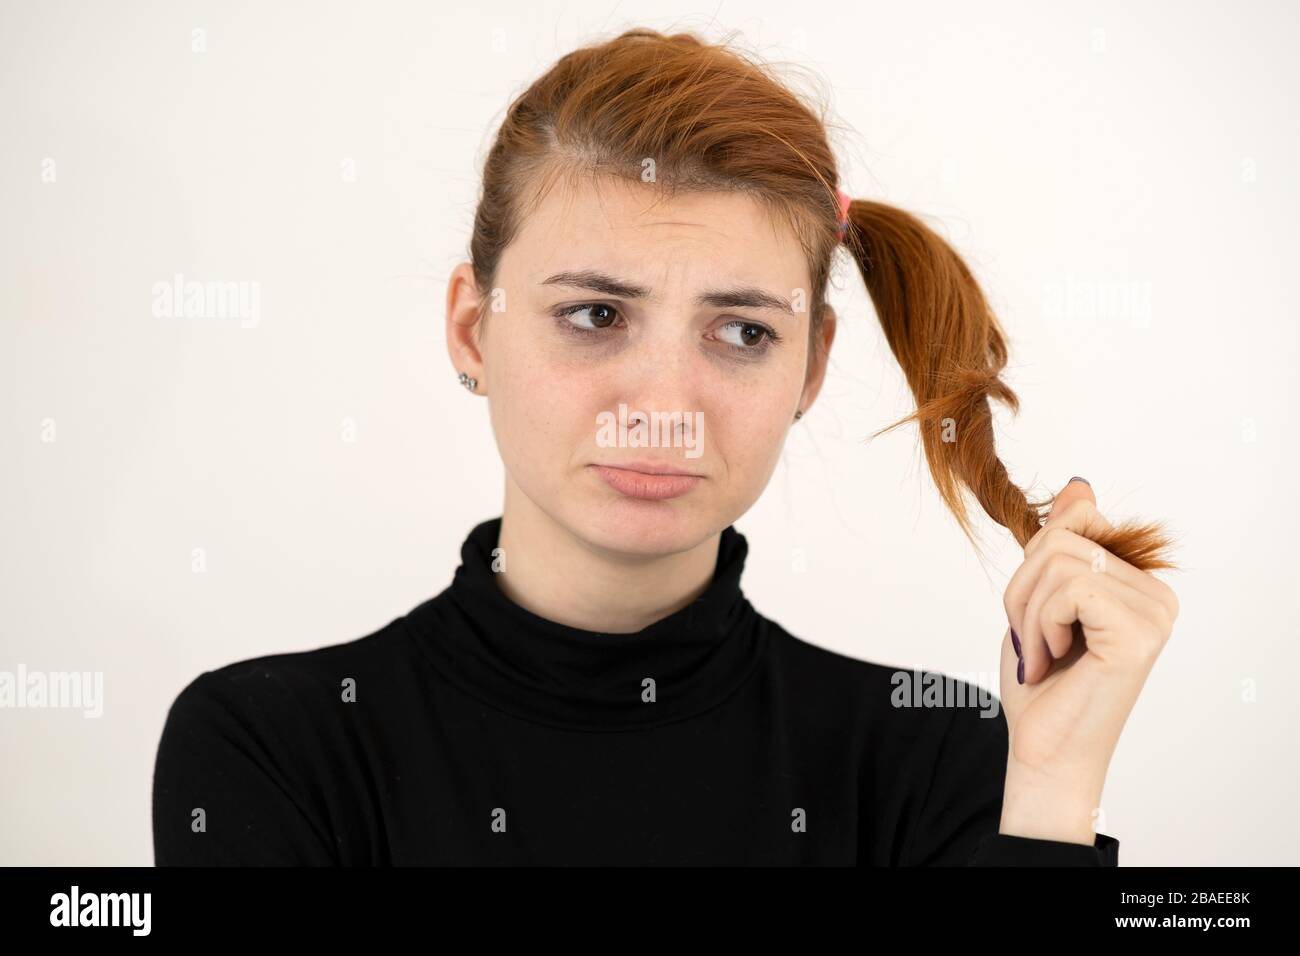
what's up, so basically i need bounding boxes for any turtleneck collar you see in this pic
[404,517,766,732]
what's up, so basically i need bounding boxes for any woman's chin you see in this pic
[568,496,718,557]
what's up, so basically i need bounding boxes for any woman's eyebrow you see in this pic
[541,270,795,314]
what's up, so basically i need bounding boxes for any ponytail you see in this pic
[840,199,1177,573]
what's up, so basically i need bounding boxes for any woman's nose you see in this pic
[619,334,701,418]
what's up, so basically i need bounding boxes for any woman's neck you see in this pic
[493,480,722,634]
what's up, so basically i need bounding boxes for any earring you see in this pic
[458,371,478,393]
[794,410,803,421]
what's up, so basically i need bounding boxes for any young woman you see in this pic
[153,27,1179,866]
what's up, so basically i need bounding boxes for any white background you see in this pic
[2,0,1296,865]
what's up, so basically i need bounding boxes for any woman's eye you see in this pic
[550,306,779,355]
[554,303,621,332]
[716,320,777,351]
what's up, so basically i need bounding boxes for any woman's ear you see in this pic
[446,261,487,392]
[797,302,838,416]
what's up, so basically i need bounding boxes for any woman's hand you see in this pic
[997,477,1180,844]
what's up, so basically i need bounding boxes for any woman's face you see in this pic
[447,174,835,555]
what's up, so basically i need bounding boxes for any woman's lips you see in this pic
[590,464,702,500]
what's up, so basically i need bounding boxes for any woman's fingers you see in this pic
[1019,555,1173,683]
[1042,573,1168,681]
[1021,522,1156,596]
[1024,483,1110,559]
[1013,551,1094,683]
[1019,553,1090,667]
[1008,481,1102,672]
[1006,526,1173,664]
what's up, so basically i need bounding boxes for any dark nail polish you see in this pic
[1068,476,1090,486]
[1017,657,1025,685]
[1011,626,1021,658]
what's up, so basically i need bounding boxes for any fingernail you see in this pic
[1017,657,1025,685]
[1010,626,1022,658]
[1068,476,1090,486]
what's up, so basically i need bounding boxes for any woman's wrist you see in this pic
[999,758,1105,845]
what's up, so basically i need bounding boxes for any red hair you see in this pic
[468,27,1176,572]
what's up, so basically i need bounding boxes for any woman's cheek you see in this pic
[744,401,798,486]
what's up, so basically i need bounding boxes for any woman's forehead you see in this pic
[510,176,811,292]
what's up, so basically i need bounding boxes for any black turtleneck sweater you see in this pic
[152,518,1120,866]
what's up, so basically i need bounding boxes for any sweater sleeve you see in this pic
[903,699,1119,866]
[151,670,338,866]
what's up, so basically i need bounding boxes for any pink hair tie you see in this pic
[836,188,852,240]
